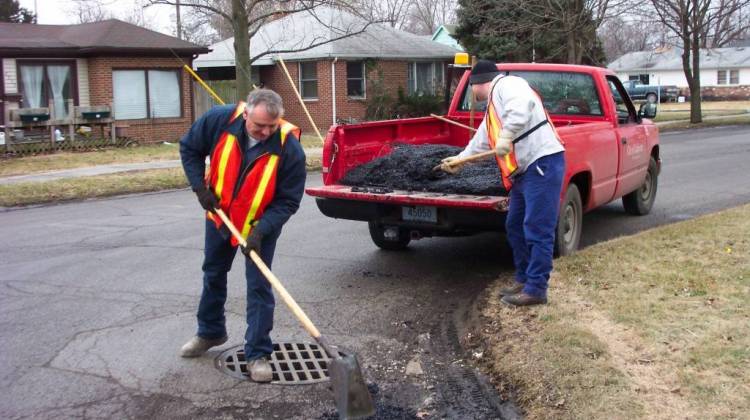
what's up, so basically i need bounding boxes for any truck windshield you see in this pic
[459,71,604,117]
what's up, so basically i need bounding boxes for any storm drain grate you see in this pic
[215,342,333,385]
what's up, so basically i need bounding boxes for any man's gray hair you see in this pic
[246,89,284,118]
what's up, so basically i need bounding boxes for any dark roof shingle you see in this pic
[0,19,208,56]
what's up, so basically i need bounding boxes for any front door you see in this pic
[607,76,649,197]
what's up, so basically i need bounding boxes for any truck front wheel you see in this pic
[646,93,657,103]
[368,222,411,250]
[555,184,582,257]
[622,157,658,215]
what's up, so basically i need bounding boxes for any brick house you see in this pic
[609,46,750,100]
[0,19,208,143]
[193,7,459,134]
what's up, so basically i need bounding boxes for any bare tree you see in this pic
[701,0,750,46]
[650,0,750,123]
[121,0,160,30]
[408,0,457,35]
[68,0,159,30]
[526,0,628,63]
[598,15,668,61]
[148,0,376,97]
[355,0,413,30]
[67,0,113,23]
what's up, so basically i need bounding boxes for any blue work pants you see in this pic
[505,152,565,298]
[196,219,279,361]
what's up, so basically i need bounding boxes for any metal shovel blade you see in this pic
[329,353,375,419]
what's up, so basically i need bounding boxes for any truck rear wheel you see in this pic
[622,157,658,215]
[555,184,582,257]
[368,222,411,250]
[646,93,657,103]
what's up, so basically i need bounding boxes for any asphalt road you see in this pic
[1,125,748,419]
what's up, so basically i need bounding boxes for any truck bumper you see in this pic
[314,197,507,234]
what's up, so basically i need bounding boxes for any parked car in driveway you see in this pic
[623,80,680,103]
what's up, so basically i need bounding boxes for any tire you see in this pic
[368,222,411,251]
[646,93,657,103]
[555,184,582,257]
[622,157,658,215]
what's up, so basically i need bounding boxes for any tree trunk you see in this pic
[567,32,578,64]
[689,21,702,123]
[232,0,251,99]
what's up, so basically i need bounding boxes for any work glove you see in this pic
[193,186,219,211]
[439,155,464,174]
[241,229,264,257]
[495,129,514,157]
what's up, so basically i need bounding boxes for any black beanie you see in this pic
[469,59,500,84]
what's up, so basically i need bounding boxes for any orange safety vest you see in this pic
[485,83,563,191]
[205,102,301,246]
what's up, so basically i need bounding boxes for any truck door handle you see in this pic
[621,137,628,145]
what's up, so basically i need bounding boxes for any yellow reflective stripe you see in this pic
[486,102,503,144]
[504,154,516,172]
[215,134,236,200]
[240,155,280,239]
[280,123,291,145]
[232,102,246,122]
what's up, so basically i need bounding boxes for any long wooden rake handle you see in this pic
[212,208,322,340]
[430,113,477,132]
[432,149,496,171]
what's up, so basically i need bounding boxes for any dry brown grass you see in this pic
[0,143,180,177]
[659,114,750,131]
[471,204,750,419]
[0,168,188,207]
[659,100,750,112]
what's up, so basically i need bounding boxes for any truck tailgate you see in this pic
[306,185,509,212]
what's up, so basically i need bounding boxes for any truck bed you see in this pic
[306,184,509,211]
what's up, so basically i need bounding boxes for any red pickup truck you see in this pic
[306,63,660,255]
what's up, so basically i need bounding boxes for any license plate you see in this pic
[402,206,437,223]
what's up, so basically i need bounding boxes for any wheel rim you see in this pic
[639,171,652,201]
[563,203,576,244]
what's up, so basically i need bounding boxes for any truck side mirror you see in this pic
[638,102,657,120]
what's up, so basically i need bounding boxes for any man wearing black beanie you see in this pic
[440,59,565,306]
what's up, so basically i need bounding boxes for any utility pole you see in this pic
[176,0,182,40]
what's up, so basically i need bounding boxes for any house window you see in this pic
[730,70,739,84]
[407,62,445,95]
[18,61,76,119]
[299,62,318,99]
[347,61,365,98]
[717,70,727,85]
[113,69,181,120]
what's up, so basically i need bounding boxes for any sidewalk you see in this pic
[0,148,322,185]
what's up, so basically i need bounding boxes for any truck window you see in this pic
[458,71,604,117]
[606,76,637,124]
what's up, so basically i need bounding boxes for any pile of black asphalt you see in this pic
[340,144,507,196]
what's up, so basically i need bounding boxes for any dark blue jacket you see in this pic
[180,104,307,237]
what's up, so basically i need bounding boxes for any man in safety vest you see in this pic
[179,89,306,382]
[440,60,565,306]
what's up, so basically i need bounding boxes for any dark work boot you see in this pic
[501,292,547,307]
[499,281,524,296]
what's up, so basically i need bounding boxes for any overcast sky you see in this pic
[18,0,176,34]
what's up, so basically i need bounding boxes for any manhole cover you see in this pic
[215,342,333,384]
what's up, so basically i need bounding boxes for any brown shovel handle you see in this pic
[430,113,477,132]
[450,150,496,165]
[212,208,322,340]
[433,149,496,171]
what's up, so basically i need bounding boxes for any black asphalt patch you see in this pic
[340,144,507,196]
